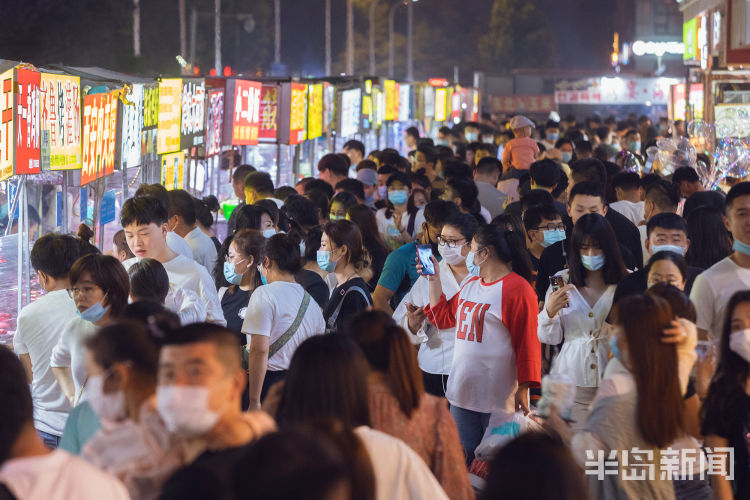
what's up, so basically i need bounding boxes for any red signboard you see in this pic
[15,68,41,175]
[259,85,278,142]
[81,92,118,185]
[224,79,262,146]
[490,95,556,114]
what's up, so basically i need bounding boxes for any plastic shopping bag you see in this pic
[474,410,541,460]
[535,372,576,420]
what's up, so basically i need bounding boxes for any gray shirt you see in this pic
[476,181,507,220]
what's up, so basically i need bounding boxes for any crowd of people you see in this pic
[3,112,750,500]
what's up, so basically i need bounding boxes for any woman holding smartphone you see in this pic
[538,213,626,429]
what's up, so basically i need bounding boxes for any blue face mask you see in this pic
[541,229,566,248]
[609,335,621,361]
[465,132,478,142]
[465,250,482,277]
[257,264,268,285]
[581,254,605,271]
[547,132,559,142]
[436,139,449,146]
[77,298,110,323]
[733,239,750,256]
[317,250,337,273]
[628,141,641,153]
[561,152,572,163]
[388,190,408,205]
[651,244,685,256]
[223,261,245,285]
[329,214,345,221]
[263,228,276,239]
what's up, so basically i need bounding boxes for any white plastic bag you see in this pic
[535,372,576,420]
[474,410,541,460]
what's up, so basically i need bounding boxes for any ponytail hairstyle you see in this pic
[474,224,533,283]
[323,219,371,274]
[194,196,216,229]
[343,310,424,418]
[76,223,100,256]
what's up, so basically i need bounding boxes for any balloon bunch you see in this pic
[713,137,750,182]
[714,107,750,138]
[649,136,696,177]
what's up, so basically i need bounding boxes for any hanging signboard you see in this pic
[205,89,224,156]
[40,73,81,171]
[120,83,144,169]
[259,85,279,142]
[307,83,324,140]
[180,78,206,150]
[398,84,411,122]
[339,88,362,138]
[81,91,118,185]
[161,151,185,190]
[324,82,335,133]
[143,85,159,129]
[384,80,399,121]
[279,82,307,145]
[15,68,41,175]
[423,85,435,119]
[224,79,262,146]
[0,69,13,181]
[157,78,182,154]
[435,87,448,122]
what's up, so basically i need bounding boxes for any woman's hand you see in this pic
[515,382,531,415]
[694,346,716,399]
[405,302,427,335]
[544,404,574,444]
[416,255,440,281]
[545,284,573,317]
[661,318,688,344]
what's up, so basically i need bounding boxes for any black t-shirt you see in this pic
[294,269,329,309]
[159,445,252,500]
[367,243,390,291]
[226,201,246,234]
[323,277,372,333]
[611,266,704,306]
[221,288,252,336]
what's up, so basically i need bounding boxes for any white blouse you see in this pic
[537,270,616,388]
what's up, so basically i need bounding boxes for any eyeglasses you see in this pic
[437,235,467,248]
[535,223,566,231]
[67,285,102,299]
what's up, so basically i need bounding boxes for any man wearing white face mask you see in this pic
[166,189,218,272]
[393,213,479,397]
[157,323,276,500]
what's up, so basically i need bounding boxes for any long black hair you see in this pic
[474,224,533,283]
[685,206,732,269]
[567,213,626,287]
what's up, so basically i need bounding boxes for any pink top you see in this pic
[502,136,539,171]
[368,381,475,500]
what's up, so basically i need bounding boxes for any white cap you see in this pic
[510,115,535,130]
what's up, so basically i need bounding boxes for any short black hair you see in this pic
[725,181,750,213]
[570,158,607,185]
[645,181,680,212]
[595,126,610,141]
[121,196,168,227]
[475,157,502,176]
[682,190,725,220]
[612,171,641,191]
[306,190,331,222]
[521,189,555,212]
[167,189,197,226]
[444,212,480,242]
[274,186,297,202]
[423,199,460,228]
[86,320,161,379]
[329,191,359,214]
[234,204,273,231]
[0,348,33,463]
[646,212,688,238]
[334,178,366,201]
[263,233,302,274]
[545,120,560,130]
[443,161,473,179]
[446,176,480,214]
[568,181,605,204]
[303,178,334,198]
[244,171,275,195]
[529,159,561,188]
[405,126,420,139]
[343,139,365,156]
[672,166,700,184]
[523,204,561,231]
[416,145,437,165]
[317,154,349,178]
[376,164,397,176]
[128,257,170,303]
[160,323,242,371]
[232,164,256,184]
[283,194,320,227]
[385,171,412,190]
[574,140,593,155]
[134,183,170,213]
[30,234,80,279]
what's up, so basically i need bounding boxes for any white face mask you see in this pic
[437,241,466,266]
[729,329,750,362]
[86,373,127,422]
[156,385,221,437]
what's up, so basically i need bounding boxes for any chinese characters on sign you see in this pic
[384,80,399,121]
[259,85,278,142]
[40,73,81,170]
[15,68,41,175]
[435,87,448,122]
[205,89,224,156]
[224,79,262,146]
[0,69,14,181]
[81,92,118,185]
[180,79,206,150]
[120,84,144,169]
[398,85,411,122]
[157,78,182,154]
[143,85,159,129]
[554,77,676,105]
[489,95,556,114]
[288,83,307,145]
[339,89,361,138]
[307,83,323,140]
[161,151,185,190]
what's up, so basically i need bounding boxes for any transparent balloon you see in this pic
[687,120,714,154]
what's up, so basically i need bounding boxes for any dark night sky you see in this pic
[0,0,618,79]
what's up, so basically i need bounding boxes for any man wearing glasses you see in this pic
[522,204,566,288]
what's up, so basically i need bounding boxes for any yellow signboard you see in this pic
[435,87,448,122]
[161,151,185,190]
[307,83,323,140]
[384,80,399,121]
[0,69,13,181]
[157,78,182,154]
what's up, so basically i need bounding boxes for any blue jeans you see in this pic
[450,405,490,465]
[37,430,60,449]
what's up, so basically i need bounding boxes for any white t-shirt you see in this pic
[609,200,644,227]
[242,281,325,371]
[183,226,218,272]
[0,449,130,500]
[376,207,425,250]
[354,426,448,500]
[164,285,207,324]
[13,290,78,435]
[690,255,750,341]
[123,255,226,326]
[49,317,98,405]
[166,231,193,259]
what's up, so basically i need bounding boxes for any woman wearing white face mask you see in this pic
[702,290,750,500]
[81,321,185,500]
[538,213,626,429]
[393,213,479,398]
[51,255,130,408]
[419,224,540,464]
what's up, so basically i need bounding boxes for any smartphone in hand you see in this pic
[417,244,435,275]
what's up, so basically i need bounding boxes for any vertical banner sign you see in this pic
[205,89,224,156]
[340,89,362,138]
[160,151,185,190]
[398,84,411,122]
[324,82,335,133]
[0,69,13,181]
[141,85,159,167]
[307,83,323,140]
[180,79,206,150]
[15,68,41,175]
[258,85,278,142]
[120,84,144,169]
[289,83,307,145]
[157,78,182,154]
[81,92,118,185]
[40,73,81,170]
[384,80,399,121]
[224,79,262,145]
[435,87,448,122]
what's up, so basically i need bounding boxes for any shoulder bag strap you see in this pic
[406,210,418,236]
[326,285,372,331]
[268,292,312,358]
